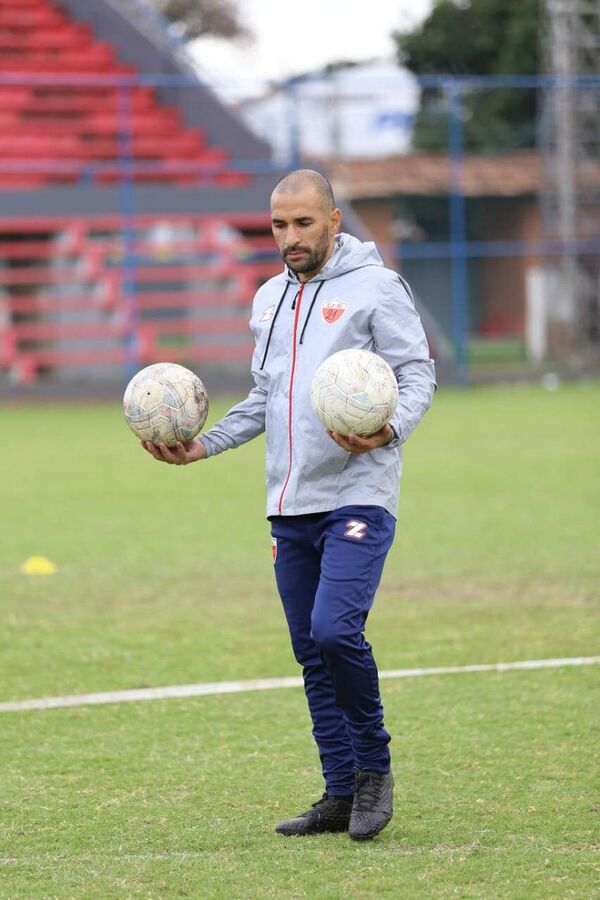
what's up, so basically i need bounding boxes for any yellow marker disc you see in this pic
[20,556,57,576]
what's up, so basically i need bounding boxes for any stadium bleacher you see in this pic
[0,0,280,385]
[0,215,279,383]
[0,0,249,187]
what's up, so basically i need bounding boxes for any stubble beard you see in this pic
[283,226,330,277]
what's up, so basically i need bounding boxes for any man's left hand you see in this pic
[327,423,394,454]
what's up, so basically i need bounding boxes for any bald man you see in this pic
[142,169,436,841]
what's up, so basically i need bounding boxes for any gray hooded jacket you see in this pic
[201,233,436,518]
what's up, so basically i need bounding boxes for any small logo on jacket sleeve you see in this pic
[260,304,276,323]
[344,520,368,540]
[321,299,346,324]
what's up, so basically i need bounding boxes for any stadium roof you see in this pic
[326,150,597,199]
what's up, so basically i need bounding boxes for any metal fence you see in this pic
[0,72,599,387]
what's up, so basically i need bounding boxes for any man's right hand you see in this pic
[141,438,207,465]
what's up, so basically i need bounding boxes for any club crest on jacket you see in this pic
[321,299,346,324]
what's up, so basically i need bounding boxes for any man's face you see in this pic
[270,188,341,281]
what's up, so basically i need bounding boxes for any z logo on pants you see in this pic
[344,520,368,540]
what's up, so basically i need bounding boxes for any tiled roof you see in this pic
[328,151,543,198]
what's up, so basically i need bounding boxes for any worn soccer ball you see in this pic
[310,348,398,437]
[123,362,209,446]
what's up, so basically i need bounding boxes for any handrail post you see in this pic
[446,81,469,386]
[117,78,139,379]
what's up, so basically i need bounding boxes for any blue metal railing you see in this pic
[0,72,599,383]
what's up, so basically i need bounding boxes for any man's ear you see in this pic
[330,207,342,234]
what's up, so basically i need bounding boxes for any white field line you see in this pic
[0,846,521,864]
[1,655,598,714]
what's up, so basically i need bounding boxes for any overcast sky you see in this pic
[189,0,433,99]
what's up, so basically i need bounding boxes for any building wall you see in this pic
[349,199,396,263]
[475,196,541,336]
[241,63,419,166]
[349,192,542,342]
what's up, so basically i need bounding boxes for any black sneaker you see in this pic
[348,770,394,841]
[275,793,354,836]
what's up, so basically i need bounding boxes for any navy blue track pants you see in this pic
[270,505,396,797]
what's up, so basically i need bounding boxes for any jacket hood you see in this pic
[284,232,384,283]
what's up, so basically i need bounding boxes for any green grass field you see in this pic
[1,382,599,898]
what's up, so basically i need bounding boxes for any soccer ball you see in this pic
[123,362,209,446]
[310,348,398,437]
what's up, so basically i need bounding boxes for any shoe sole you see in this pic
[276,825,350,836]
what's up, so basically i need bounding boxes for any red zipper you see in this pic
[277,282,305,514]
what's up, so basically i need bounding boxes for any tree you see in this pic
[394,0,539,152]
[149,0,249,42]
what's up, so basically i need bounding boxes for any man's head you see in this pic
[270,169,342,281]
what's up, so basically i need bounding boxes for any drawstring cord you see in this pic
[299,281,325,345]
[259,279,325,369]
[259,282,290,370]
